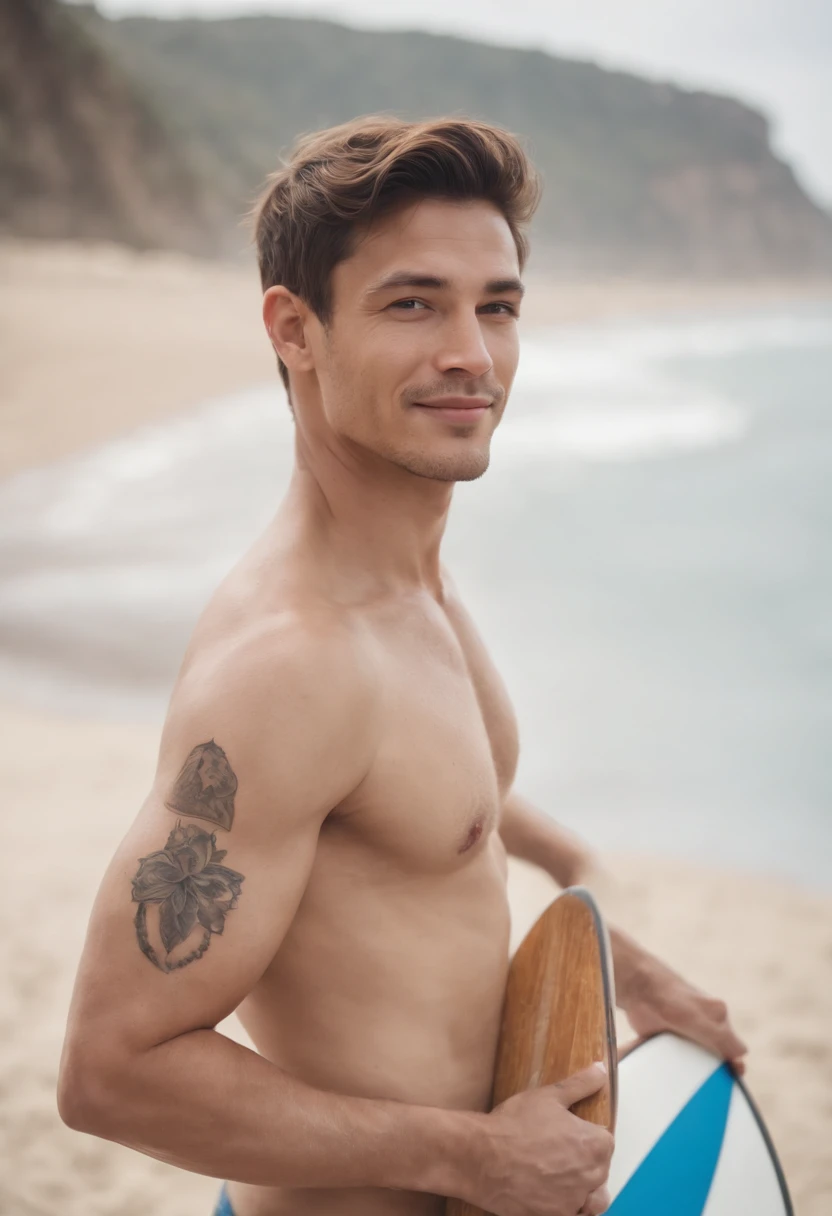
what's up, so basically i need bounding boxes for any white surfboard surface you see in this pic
[607,1032,792,1215]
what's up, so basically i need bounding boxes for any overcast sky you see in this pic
[92,0,832,205]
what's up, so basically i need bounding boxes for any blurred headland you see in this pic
[2,0,832,277]
[0,0,224,253]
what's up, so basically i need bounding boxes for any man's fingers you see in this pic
[696,1010,748,1062]
[579,1185,611,1215]
[701,997,748,1052]
[552,1061,608,1108]
[724,1029,748,1058]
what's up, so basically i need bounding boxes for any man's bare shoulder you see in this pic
[157,608,382,823]
[186,597,377,694]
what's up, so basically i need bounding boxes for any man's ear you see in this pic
[263,286,315,375]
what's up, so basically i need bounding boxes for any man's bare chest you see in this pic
[335,591,519,871]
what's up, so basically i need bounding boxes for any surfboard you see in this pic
[607,1031,793,1215]
[446,886,617,1216]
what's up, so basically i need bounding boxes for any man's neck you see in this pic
[280,441,455,597]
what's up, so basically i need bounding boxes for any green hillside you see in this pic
[8,1,832,274]
[0,0,219,251]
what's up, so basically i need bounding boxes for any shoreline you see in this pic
[2,238,831,479]
[1,240,831,1212]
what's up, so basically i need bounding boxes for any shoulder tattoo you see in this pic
[165,739,238,831]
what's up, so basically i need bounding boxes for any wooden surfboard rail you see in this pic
[446,887,618,1216]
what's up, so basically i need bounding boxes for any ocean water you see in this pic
[1,300,831,889]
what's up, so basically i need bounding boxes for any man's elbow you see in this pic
[57,1037,125,1136]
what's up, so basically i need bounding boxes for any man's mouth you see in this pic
[413,396,491,423]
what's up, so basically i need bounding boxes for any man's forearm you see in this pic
[498,793,657,1005]
[499,791,591,888]
[62,1026,486,1197]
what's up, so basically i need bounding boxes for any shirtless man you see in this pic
[58,117,747,1216]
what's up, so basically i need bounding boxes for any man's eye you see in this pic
[482,302,518,316]
[390,298,428,310]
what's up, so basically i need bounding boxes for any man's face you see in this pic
[307,197,523,483]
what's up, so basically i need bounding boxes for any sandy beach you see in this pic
[1,240,831,1214]
[3,237,831,477]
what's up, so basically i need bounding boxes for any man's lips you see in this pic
[413,396,492,422]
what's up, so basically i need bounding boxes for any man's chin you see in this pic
[397,447,492,483]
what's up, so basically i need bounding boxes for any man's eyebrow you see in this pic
[366,272,448,294]
[365,271,525,297]
[485,277,525,297]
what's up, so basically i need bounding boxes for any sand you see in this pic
[3,237,831,478]
[1,240,831,1214]
[3,698,830,1214]
[0,241,275,479]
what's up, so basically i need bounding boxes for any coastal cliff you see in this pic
[0,0,216,251]
[3,0,831,274]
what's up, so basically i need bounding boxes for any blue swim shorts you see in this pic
[213,1185,235,1216]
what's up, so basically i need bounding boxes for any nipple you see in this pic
[458,818,484,854]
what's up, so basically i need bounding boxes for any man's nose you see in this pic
[434,312,493,380]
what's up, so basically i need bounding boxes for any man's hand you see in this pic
[468,1063,614,1216]
[617,951,748,1075]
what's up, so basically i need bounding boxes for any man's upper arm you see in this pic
[66,617,379,1057]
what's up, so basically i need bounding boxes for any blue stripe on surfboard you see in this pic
[608,1063,734,1215]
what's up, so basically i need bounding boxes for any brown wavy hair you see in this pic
[252,115,541,394]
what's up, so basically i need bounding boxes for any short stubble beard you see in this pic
[389,444,492,483]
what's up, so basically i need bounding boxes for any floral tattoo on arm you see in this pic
[132,741,244,972]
